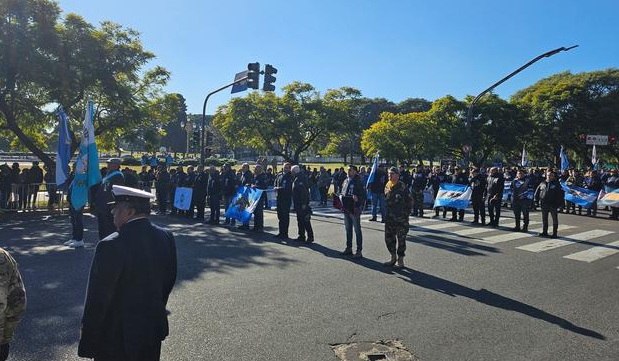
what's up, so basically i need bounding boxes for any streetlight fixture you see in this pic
[465,45,578,127]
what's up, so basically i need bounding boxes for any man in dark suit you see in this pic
[92,158,125,240]
[79,185,177,361]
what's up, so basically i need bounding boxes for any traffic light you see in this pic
[205,131,213,146]
[247,62,260,90]
[578,134,586,142]
[610,135,617,144]
[263,64,277,91]
[192,130,200,150]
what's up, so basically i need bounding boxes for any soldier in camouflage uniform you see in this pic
[383,167,413,269]
[0,247,26,361]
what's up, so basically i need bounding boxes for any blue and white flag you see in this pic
[433,183,472,210]
[55,107,71,190]
[502,180,513,202]
[266,187,277,208]
[559,146,569,172]
[225,186,265,223]
[366,152,379,188]
[521,146,527,167]
[173,187,193,210]
[598,187,619,208]
[70,100,102,210]
[560,182,599,208]
[591,145,599,170]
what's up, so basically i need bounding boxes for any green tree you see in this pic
[0,0,179,168]
[511,69,619,166]
[213,82,333,164]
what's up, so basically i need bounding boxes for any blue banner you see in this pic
[433,183,472,210]
[71,100,102,210]
[502,181,512,202]
[561,182,599,208]
[225,186,265,223]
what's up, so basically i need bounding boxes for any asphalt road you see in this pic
[2,204,619,361]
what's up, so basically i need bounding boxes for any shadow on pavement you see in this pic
[1,213,296,360]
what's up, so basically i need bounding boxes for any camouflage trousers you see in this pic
[412,190,424,216]
[385,221,409,257]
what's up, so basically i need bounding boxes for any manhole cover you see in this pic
[331,340,420,361]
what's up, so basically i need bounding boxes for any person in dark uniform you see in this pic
[192,165,208,221]
[534,170,564,238]
[155,165,170,215]
[78,185,177,361]
[450,166,469,222]
[274,163,293,239]
[583,170,602,217]
[511,169,535,232]
[383,167,413,269]
[292,165,314,243]
[486,167,505,227]
[92,158,125,240]
[185,166,197,218]
[206,165,222,224]
[238,163,253,230]
[252,165,268,232]
[410,165,427,217]
[220,164,238,226]
[172,166,186,215]
[469,168,487,225]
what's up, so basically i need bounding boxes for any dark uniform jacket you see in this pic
[429,172,449,192]
[28,165,43,184]
[385,181,412,223]
[207,172,221,196]
[155,170,170,192]
[193,171,208,198]
[184,172,196,188]
[486,174,505,201]
[221,171,237,196]
[535,180,564,209]
[341,174,367,211]
[240,170,253,187]
[411,172,427,192]
[584,175,602,192]
[93,171,125,214]
[452,172,469,185]
[275,171,293,208]
[78,218,177,359]
[292,173,310,212]
[511,176,535,205]
[470,174,487,199]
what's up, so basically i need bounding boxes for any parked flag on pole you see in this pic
[55,107,71,190]
[591,145,599,170]
[70,100,102,210]
[521,146,527,167]
[366,152,379,188]
[433,183,472,210]
[559,146,569,172]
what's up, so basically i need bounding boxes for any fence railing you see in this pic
[0,183,68,214]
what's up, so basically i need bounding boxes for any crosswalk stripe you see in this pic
[452,227,497,236]
[563,240,619,263]
[516,230,615,253]
[478,225,576,244]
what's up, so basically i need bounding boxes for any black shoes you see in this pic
[340,248,353,256]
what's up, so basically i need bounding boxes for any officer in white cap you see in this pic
[79,185,177,361]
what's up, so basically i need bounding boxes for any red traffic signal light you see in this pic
[610,135,616,144]
[578,134,586,142]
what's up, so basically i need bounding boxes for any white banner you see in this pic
[174,187,193,210]
[586,135,608,146]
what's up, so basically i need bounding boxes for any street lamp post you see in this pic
[465,45,578,127]
[200,75,249,165]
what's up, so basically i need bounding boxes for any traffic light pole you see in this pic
[200,75,249,165]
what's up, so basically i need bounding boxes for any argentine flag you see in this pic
[559,146,569,172]
[225,186,265,223]
[366,152,379,188]
[598,186,619,208]
[433,183,472,210]
[560,182,599,208]
[55,107,71,190]
[70,100,102,210]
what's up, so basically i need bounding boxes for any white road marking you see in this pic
[478,225,576,244]
[516,230,615,253]
[563,240,619,263]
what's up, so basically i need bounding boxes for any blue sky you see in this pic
[56,0,619,114]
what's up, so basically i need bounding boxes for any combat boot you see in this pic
[383,253,397,267]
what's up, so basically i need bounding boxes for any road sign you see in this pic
[462,144,472,153]
[231,70,249,94]
[586,135,608,146]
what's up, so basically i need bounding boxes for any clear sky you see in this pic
[56,0,619,114]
